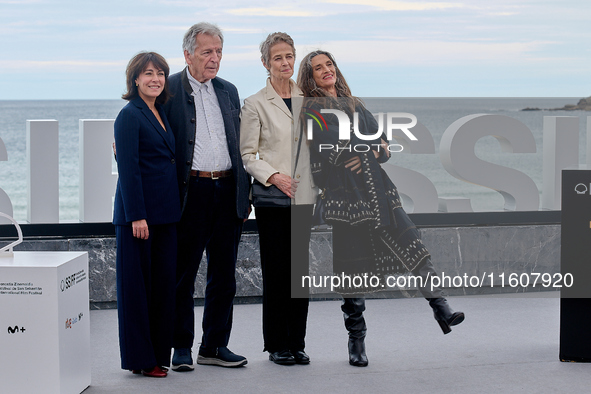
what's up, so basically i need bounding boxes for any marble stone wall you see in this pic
[10,224,561,307]
[421,225,561,296]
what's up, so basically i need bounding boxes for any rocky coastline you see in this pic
[522,96,591,111]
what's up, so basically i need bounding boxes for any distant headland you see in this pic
[522,97,591,111]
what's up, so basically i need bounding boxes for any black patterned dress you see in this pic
[307,98,430,294]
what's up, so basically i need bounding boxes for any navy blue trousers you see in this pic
[116,223,177,370]
[174,175,243,350]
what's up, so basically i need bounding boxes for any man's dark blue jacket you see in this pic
[163,67,250,219]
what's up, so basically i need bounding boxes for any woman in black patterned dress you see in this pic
[297,50,465,367]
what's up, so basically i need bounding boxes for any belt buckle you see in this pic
[210,171,219,180]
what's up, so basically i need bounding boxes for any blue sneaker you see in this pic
[171,348,194,372]
[197,346,247,367]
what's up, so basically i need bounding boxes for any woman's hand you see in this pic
[345,156,362,174]
[268,173,298,198]
[373,139,390,160]
[346,139,389,173]
[132,219,149,240]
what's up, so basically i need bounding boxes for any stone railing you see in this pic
[4,215,560,308]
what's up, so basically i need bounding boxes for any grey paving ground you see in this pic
[86,292,591,393]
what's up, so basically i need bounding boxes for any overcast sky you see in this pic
[1,0,590,99]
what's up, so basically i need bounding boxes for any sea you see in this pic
[0,98,587,222]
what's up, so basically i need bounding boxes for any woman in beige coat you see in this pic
[240,32,317,365]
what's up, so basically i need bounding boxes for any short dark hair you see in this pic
[122,51,171,104]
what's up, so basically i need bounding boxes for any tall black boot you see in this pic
[412,260,465,335]
[428,297,465,334]
[342,297,368,367]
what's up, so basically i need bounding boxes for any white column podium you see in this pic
[0,252,90,394]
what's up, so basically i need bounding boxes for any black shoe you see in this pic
[292,350,310,365]
[348,336,368,367]
[269,350,296,365]
[429,298,465,334]
[197,346,247,367]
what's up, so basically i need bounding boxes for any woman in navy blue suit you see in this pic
[113,52,181,378]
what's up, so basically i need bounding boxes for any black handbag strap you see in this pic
[292,122,304,178]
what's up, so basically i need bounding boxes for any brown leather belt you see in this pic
[190,170,233,179]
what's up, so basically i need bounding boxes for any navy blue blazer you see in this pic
[113,97,181,226]
[163,68,250,219]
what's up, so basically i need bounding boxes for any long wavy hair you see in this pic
[296,50,359,112]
